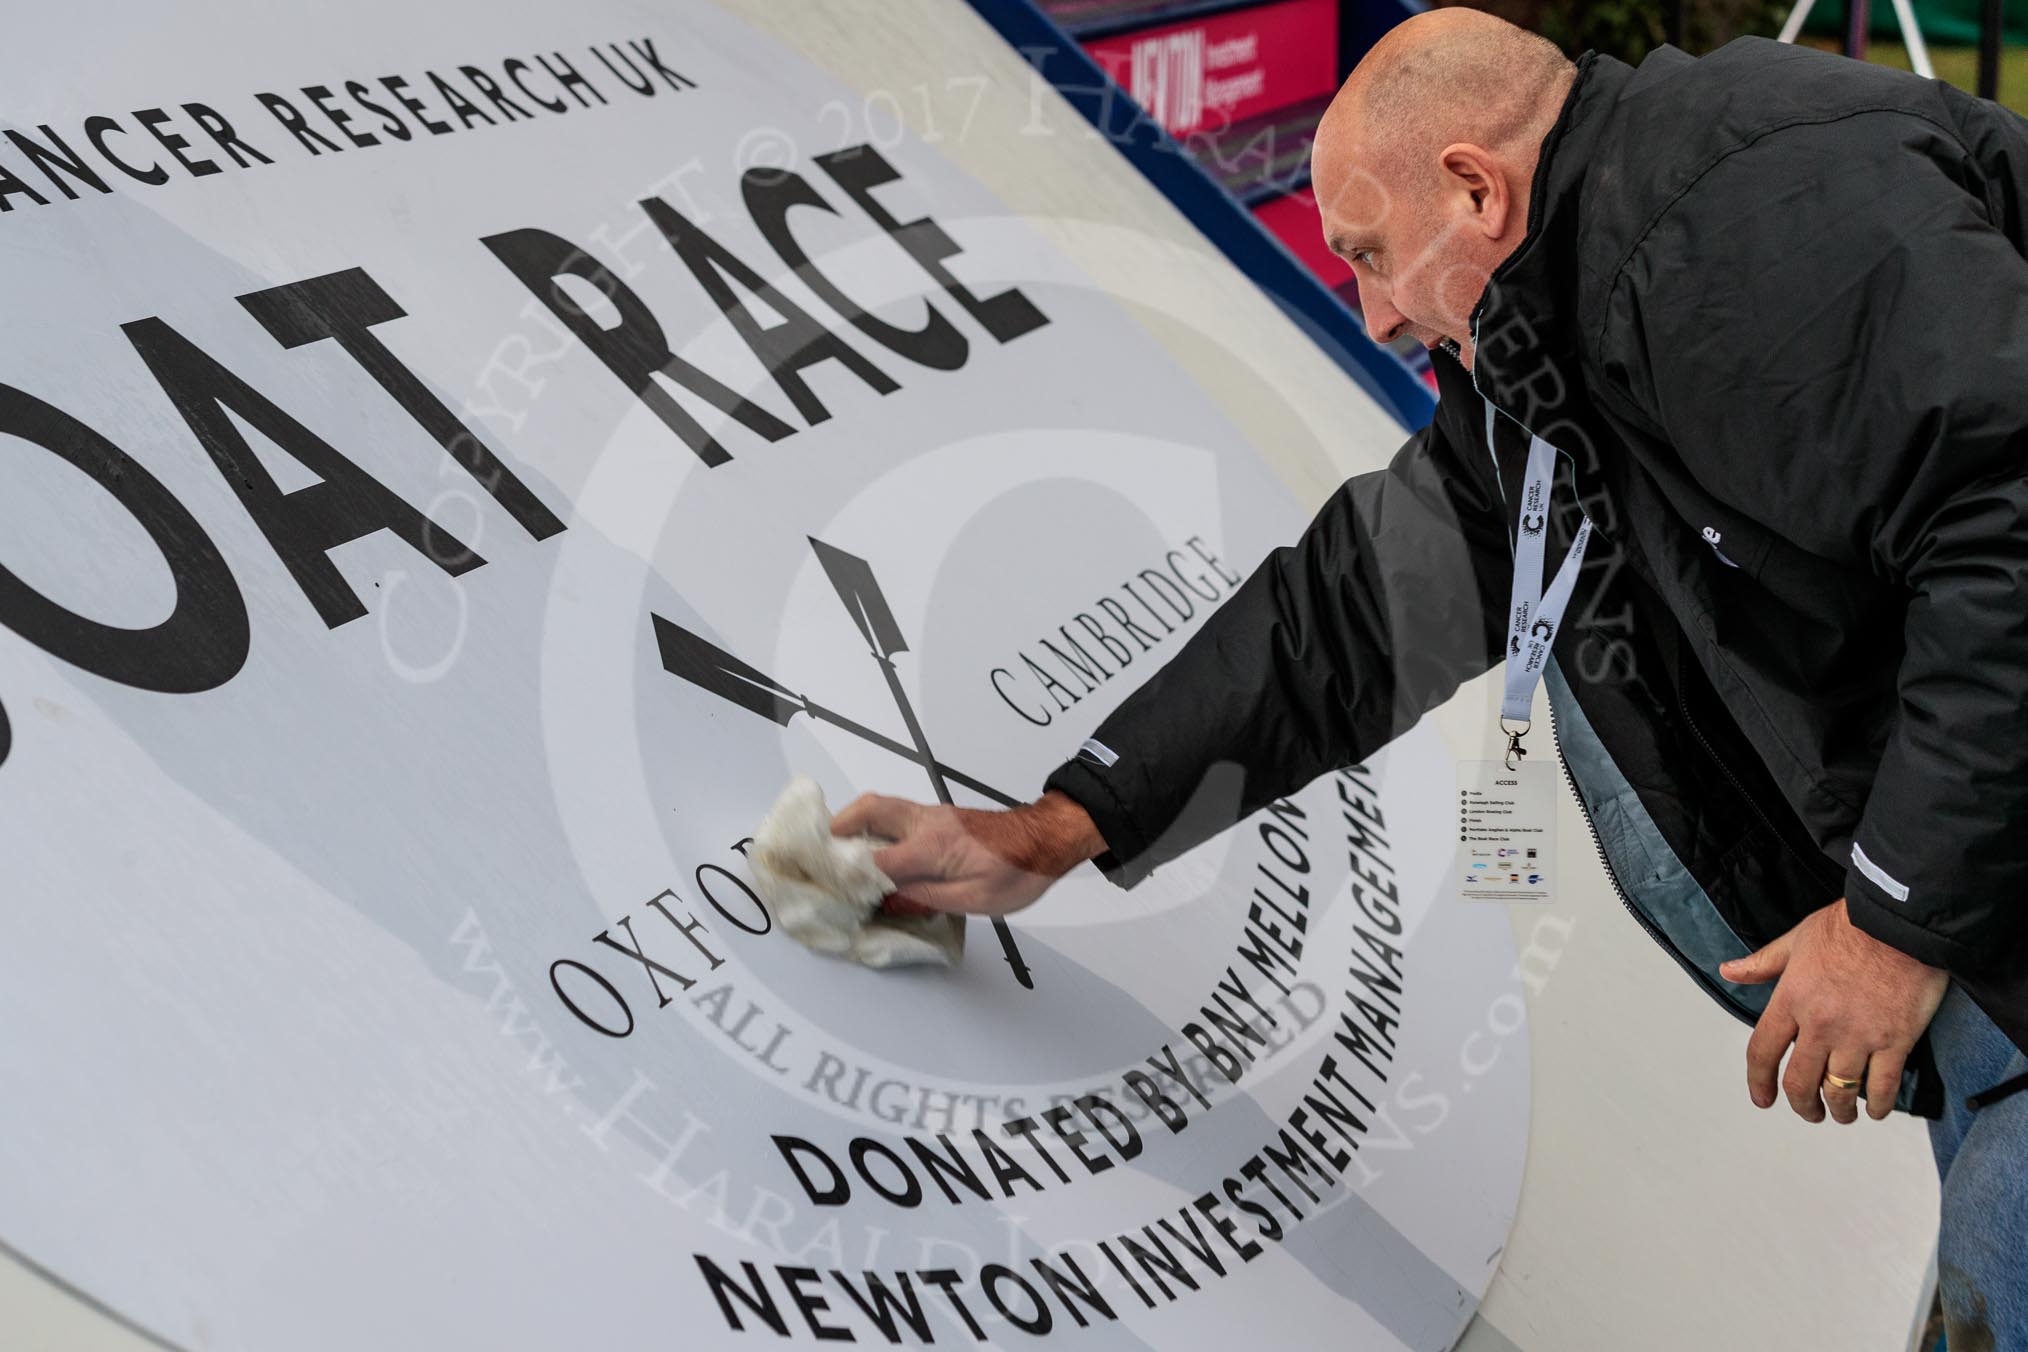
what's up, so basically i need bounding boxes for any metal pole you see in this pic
[1778,0,1823,47]
[1889,0,1937,77]
[1845,0,1872,60]
[1979,0,2003,99]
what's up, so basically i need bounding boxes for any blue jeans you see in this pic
[1925,984,2028,1350]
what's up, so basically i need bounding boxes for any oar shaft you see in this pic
[993,919,1035,988]
[877,659,953,807]
[801,700,1018,808]
[861,658,1033,990]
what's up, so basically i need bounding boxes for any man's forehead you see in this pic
[1311,135,1392,238]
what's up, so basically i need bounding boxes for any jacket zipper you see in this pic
[1459,331,1761,1023]
[1454,324,1650,930]
[1541,696,1649,929]
[1542,692,1758,1023]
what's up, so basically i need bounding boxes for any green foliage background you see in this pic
[1435,0,1791,60]
[1550,0,1788,59]
[1434,0,2027,110]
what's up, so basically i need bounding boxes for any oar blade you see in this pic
[809,536,909,658]
[652,613,804,726]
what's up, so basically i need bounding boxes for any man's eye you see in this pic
[1352,249,1375,267]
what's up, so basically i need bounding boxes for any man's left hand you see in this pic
[1719,898,1948,1124]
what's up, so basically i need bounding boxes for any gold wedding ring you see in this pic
[1823,1070,1864,1091]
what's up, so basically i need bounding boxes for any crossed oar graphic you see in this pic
[651,537,1035,989]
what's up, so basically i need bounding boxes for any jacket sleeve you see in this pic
[1611,114,2028,973]
[1043,399,1512,887]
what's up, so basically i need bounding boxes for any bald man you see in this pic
[837,14,2028,1340]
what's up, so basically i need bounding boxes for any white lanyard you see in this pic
[1500,433,1591,767]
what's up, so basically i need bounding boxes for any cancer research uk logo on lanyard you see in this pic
[1455,434,1591,904]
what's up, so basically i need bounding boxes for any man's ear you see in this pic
[1438,143,1511,239]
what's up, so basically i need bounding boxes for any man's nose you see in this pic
[1358,285,1408,344]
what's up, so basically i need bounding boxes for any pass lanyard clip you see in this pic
[1500,433,1591,765]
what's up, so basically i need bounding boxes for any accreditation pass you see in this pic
[1454,759,1556,903]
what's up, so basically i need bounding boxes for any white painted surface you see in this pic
[0,671,1945,1351]
[0,0,1518,1348]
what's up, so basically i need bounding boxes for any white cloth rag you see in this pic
[749,776,964,969]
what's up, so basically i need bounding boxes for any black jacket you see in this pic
[1046,38,2028,1110]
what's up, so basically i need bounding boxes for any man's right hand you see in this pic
[830,789,1106,917]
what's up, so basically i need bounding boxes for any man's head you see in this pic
[1312,9,1575,369]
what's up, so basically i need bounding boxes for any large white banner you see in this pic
[0,2,1526,1348]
